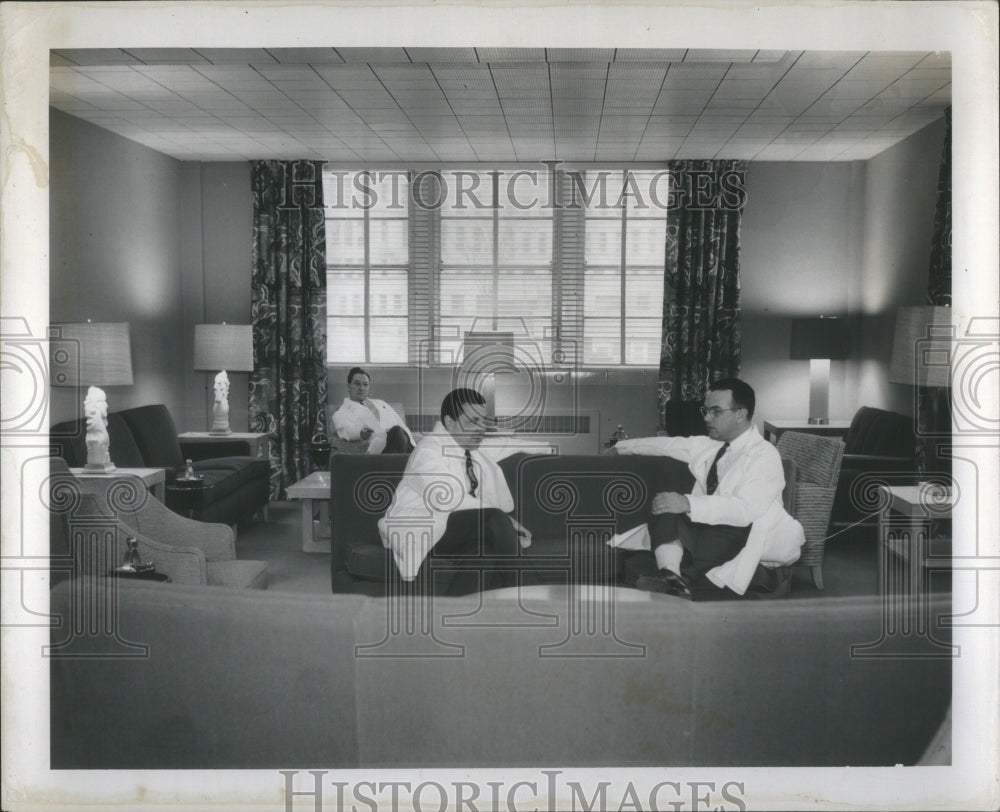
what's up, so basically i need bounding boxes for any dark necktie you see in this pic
[464,449,479,497]
[706,442,729,495]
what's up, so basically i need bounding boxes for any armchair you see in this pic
[50,459,268,589]
[832,407,917,527]
[777,431,845,590]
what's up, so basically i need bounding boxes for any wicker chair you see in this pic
[776,431,846,590]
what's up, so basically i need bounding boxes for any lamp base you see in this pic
[83,461,117,472]
[208,427,233,435]
[807,417,830,425]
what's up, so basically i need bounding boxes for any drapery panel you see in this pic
[658,160,746,426]
[249,160,328,499]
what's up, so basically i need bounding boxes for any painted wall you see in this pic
[49,109,184,425]
[856,116,947,415]
[50,108,945,445]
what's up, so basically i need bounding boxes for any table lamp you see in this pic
[50,320,134,471]
[193,323,254,435]
[790,316,851,425]
[461,331,516,428]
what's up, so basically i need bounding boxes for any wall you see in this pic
[49,109,184,424]
[856,116,947,415]
[179,162,253,433]
[50,108,945,442]
[740,160,867,422]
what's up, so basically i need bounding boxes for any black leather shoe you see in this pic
[635,571,692,600]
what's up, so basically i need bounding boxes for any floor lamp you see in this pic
[888,306,952,478]
[193,323,254,435]
[790,316,851,425]
[50,321,134,470]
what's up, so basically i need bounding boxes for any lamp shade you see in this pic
[50,322,133,386]
[193,324,253,372]
[889,306,952,388]
[789,317,851,360]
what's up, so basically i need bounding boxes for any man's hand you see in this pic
[651,491,690,515]
[510,517,532,547]
[360,427,375,441]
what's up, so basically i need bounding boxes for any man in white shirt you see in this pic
[608,378,803,600]
[377,388,533,595]
[332,367,415,454]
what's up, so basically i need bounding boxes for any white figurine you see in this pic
[83,385,113,470]
[211,370,231,434]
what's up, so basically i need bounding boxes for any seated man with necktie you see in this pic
[607,378,804,600]
[332,366,416,454]
[377,388,534,596]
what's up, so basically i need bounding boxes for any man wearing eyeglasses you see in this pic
[378,388,536,595]
[608,377,804,599]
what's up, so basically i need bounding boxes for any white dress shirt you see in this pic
[331,397,415,454]
[610,425,804,595]
[378,423,546,580]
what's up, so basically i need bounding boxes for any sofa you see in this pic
[832,406,918,526]
[51,403,270,526]
[48,578,952,769]
[330,450,696,594]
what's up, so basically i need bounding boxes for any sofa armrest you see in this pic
[179,438,253,460]
[76,476,237,561]
[132,529,208,585]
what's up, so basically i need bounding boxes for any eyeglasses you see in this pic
[700,406,741,418]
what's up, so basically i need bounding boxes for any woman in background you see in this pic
[332,367,415,454]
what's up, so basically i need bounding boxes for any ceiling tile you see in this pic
[475,48,546,62]
[52,49,142,66]
[335,48,411,63]
[267,48,344,65]
[195,49,277,65]
[124,49,210,65]
[405,48,478,63]
[614,49,687,62]
[684,49,759,63]
[547,49,615,62]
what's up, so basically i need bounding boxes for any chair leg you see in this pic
[811,565,824,590]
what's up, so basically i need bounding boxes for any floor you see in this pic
[234,501,947,600]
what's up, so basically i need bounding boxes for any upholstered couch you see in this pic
[51,403,270,526]
[832,406,918,526]
[49,579,952,769]
[330,450,696,594]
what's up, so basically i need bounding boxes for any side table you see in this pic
[878,484,952,597]
[111,569,171,583]
[178,431,269,459]
[286,471,331,553]
[762,419,851,444]
[69,467,166,501]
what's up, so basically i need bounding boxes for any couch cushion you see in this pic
[845,406,915,457]
[192,456,269,486]
[50,412,145,469]
[119,405,185,468]
[206,560,268,590]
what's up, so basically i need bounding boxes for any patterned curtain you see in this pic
[927,107,951,308]
[658,160,746,425]
[249,161,328,499]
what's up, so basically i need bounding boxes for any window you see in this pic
[323,171,409,363]
[581,170,667,366]
[323,167,667,368]
[438,171,554,363]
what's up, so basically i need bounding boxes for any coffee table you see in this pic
[286,471,331,553]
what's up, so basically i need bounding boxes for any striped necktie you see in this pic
[464,449,479,497]
[706,443,729,495]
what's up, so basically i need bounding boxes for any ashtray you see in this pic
[114,562,156,574]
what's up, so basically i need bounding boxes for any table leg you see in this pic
[301,498,332,554]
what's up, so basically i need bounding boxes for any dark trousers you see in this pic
[419,508,520,596]
[648,512,781,600]
[383,425,414,454]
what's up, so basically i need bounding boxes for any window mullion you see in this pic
[619,177,627,366]
[363,203,371,362]
[492,171,499,331]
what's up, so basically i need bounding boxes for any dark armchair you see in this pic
[832,406,917,526]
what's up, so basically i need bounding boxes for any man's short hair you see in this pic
[440,388,486,424]
[709,377,755,420]
[347,366,368,384]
